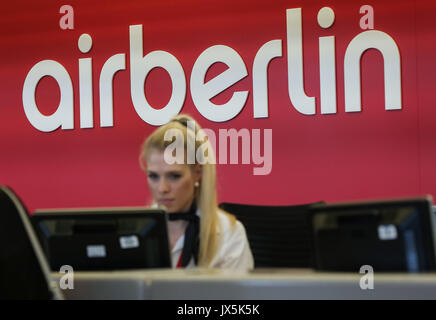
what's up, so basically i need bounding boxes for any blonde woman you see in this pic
[139,114,253,270]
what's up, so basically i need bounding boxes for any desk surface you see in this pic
[52,268,436,300]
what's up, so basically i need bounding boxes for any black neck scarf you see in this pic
[168,202,200,267]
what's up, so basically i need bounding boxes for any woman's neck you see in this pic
[167,220,188,249]
[166,201,196,249]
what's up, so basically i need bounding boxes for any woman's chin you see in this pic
[161,204,177,213]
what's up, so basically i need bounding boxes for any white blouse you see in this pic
[171,209,254,270]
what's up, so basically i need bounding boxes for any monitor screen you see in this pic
[0,186,62,299]
[311,197,436,272]
[32,207,171,271]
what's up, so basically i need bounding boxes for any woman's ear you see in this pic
[193,164,202,183]
[139,153,147,172]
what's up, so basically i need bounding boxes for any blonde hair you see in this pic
[139,114,235,267]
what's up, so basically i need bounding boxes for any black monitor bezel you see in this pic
[310,196,436,272]
[32,207,171,271]
[0,185,63,299]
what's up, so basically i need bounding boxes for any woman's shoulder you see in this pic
[211,208,254,270]
[216,208,246,236]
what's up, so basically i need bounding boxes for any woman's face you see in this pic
[146,149,201,213]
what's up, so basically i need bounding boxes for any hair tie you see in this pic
[171,119,197,133]
[171,119,188,127]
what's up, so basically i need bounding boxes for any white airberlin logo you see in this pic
[22,7,402,132]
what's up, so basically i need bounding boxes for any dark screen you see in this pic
[32,209,171,271]
[0,187,52,299]
[311,199,436,272]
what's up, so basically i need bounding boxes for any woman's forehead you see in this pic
[147,150,189,172]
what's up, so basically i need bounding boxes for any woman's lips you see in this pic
[159,199,174,205]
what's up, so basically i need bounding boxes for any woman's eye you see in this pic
[168,173,181,180]
[148,173,158,180]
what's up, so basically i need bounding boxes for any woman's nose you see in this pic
[158,179,170,193]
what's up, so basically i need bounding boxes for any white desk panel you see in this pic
[52,268,436,300]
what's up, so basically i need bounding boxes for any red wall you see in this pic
[1,0,435,212]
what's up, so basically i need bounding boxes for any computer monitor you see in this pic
[32,207,171,271]
[311,197,436,272]
[0,185,62,299]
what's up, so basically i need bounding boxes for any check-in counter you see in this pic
[52,268,436,300]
